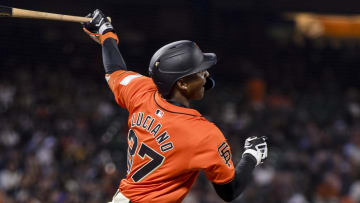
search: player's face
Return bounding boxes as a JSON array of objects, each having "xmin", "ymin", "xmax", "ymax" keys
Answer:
[{"xmin": 183, "ymin": 70, "xmax": 210, "ymax": 100}]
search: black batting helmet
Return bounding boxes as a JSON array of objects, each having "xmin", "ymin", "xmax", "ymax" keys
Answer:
[{"xmin": 149, "ymin": 40, "xmax": 217, "ymax": 98}]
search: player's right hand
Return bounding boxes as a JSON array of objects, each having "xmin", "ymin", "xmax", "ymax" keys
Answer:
[
  {"xmin": 242, "ymin": 136, "xmax": 268, "ymax": 166},
  {"xmin": 82, "ymin": 9, "xmax": 114, "ymax": 35}
]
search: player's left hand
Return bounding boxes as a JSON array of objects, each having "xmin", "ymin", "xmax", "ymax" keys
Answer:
[
  {"xmin": 82, "ymin": 9, "xmax": 115, "ymax": 44},
  {"xmin": 242, "ymin": 136, "xmax": 268, "ymax": 166},
  {"xmin": 83, "ymin": 9, "xmax": 114, "ymax": 34}
]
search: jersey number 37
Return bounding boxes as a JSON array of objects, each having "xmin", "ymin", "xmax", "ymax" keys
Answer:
[{"xmin": 127, "ymin": 129, "xmax": 165, "ymax": 182}]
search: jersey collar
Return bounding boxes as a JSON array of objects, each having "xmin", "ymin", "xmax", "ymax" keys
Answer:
[{"xmin": 153, "ymin": 92, "xmax": 202, "ymax": 117}]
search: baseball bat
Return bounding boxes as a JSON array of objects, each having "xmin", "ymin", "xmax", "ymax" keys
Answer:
[{"xmin": 0, "ymin": 5, "xmax": 91, "ymax": 23}]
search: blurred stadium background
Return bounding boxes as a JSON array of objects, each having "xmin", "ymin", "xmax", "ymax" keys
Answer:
[{"xmin": 1, "ymin": 0, "xmax": 360, "ymax": 202}]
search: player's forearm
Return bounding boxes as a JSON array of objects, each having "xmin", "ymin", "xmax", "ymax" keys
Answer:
[
  {"xmin": 212, "ymin": 154, "xmax": 256, "ymax": 202},
  {"xmin": 102, "ymin": 37, "xmax": 127, "ymax": 73}
]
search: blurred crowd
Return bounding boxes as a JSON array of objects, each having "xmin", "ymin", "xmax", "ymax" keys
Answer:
[
  {"xmin": 185, "ymin": 62, "xmax": 360, "ymax": 202},
  {"xmin": 1, "ymin": 32, "xmax": 360, "ymax": 203},
  {"xmin": 0, "ymin": 66, "xmax": 130, "ymax": 203}
]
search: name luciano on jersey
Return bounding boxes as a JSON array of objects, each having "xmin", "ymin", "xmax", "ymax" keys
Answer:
[{"xmin": 130, "ymin": 112, "xmax": 174, "ymax": 153}]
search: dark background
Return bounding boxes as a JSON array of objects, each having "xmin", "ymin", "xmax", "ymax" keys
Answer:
[{"xmin": 1, "ymin": 0, "xmax": 360, "ymax": 203}]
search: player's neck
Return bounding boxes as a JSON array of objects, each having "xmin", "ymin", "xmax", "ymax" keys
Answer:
[{"xmin": 167, "ymin": 90, "xmax": 190, "ymax": 108}]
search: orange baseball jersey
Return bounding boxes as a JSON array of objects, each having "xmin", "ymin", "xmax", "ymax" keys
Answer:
[{"xmin": 106, "ymin": 70, "xmax": 235, "ymax": 202}]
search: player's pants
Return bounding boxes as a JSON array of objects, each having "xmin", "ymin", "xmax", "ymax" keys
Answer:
[{"xmin": 108, "ymin": 190, "xmax": 131, "ymax": 203}]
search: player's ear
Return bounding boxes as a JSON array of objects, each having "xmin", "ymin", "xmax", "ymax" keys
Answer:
[{"xmin": 176, "ymin": 79, "xmax": 188, "ymax": 92}]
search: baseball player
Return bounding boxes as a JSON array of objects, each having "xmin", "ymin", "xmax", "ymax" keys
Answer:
[{"xmin": 82, "ymin": 10, "xmax": 269, "ymax": 203}]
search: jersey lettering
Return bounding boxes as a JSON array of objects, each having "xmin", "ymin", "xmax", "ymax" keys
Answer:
[
  {"xmin": 147, "ymin": 118, "xmax": 155, "ymax": 131},
  {"xmin": 150, "ymin": 123, "xmax": 162, "ymax": 137},
  {"xmin": 156, "ymin": 131, "xmax": 169, "ymax": 144},
  {"xmin": 160, "ymin": 142, "xmax": 174, "ymax": 152},
  {"xmin": 127, "ymin": 129, "xmax": 138, "ymax": 173},
  {"xmin": 142, "ymin": 115, "xmax": 152, "ymax": 129},
  {"xmin": 130, "ymin": 112, "xmax": 175, "ymax": 154},
  {"xmin": 126, "ymin": 129, "xmax": 165, "ymax": 182},
  {"xmin": 131, "ymin": 114, "xmax": 136, "ymax": 127},
  {"xmin": 131, "ymin": 143, "xmax": 165, "ymax": 182},
  {"xmin": 136, "ymin": 112, "xmax": 144, "ymax": 127}
]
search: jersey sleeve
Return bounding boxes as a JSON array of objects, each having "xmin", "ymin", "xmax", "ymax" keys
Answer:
[
  {"xmin": 106, "ymin": 70, "xmax": 156, "ymax": 111},
  {"xmin": 189, "ymin": 123, "xmax": 235, "ymax": 184}
]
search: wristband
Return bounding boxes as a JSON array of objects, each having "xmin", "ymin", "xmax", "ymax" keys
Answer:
[
  {"xmin": 100, "ymin": 32, "xmax": 119, "ymax": 45},
  {"xmin": 242, "ymin": 149, "xmax": 261, "ymax": 166}
]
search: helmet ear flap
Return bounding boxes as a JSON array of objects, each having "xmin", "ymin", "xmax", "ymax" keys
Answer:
[{"xmin": 204, "ymin": 77, "xmax": 215, "ymax": 90}]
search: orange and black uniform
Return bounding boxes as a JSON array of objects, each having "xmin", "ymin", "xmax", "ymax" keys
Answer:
[
  {"xmin": 107, "ymin": 70, "xmax": 234, "ymax": 202},
  {"xmin": 102, "ymin": 36, "xmax": 257, "ymax": 202}
]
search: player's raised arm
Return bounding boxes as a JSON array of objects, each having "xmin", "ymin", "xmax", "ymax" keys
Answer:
[
  {"xmin": 212, "ymin": 136, "xmax": 268, "ymax": 202},
  {"xmin": 82, "ymin": 10, "xmax": 156, "ymax": 110},
  {"xmin": 82, "ymin": 9, "xmax": 127, "ymax": 74}
]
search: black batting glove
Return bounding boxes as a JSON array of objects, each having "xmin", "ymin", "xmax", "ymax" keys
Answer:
[
  {"xmin": 82, "ymin": 9, "xmax": 114, "ymax": 35},
  {"xmin": 242, "ymin": 136, "xmax": 268, "ymax": 166}
]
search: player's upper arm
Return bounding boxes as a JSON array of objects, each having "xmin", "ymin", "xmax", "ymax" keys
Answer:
[
  {"xmin": 105, "ymin": 70, "xmax": 156, "ymax": 111},
  {"xmin": 189, "ymin": 123, "xmax": 235, "ymax": 184}
]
